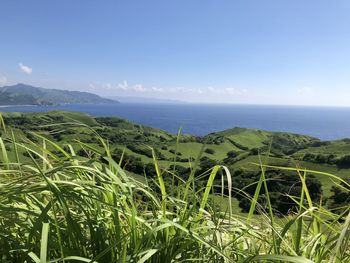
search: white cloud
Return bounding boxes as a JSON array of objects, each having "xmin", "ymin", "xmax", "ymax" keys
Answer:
[
  {"xmin": 0, "ymin": 76, "xmax": 8, "ymax": 85},
  {"xmin": 224, "ymin": 88, "xmax": 237, "ymax": 94},
  {"xmin": 151, "ymin": 87, "xmax": 163, "ymax": 92},
  {"xmin": 193, "ymin": 86, "xmax": 248, "ymax": 95},
  {"xmin": 134, "ymin": 84, "xmax": 146, "ymax": 92},
  {"xmin": 297, "ymin": 86, "xmax": 314, "ymax": 96},
  {"xmin": 118, "ymin": 80, "xmax": 128, "ymax": 90},
  {"xmin": 197, "ymin": 88, "xmax": 204, "ymax": 94},
  {"xmin": 19, "ymin": 63, "xmax": 32, "ymax": 74},
  {"xmin": 207, "ymin": 86, "xmax": 215, "ymax": 92},
  {"xmin": 90, "ymin": 81, "xmax": 250, "ymax": 103},
  {"xmin": 168, "ymin": 87, "xmax": 185, "ymax": 93},
  {"xmin": 103, "ymin": 83, "xmax": 112, "ymax": 90},
  {"xmin": 224, "ymin": 87, "xmax": 248, "ymax": 95}
]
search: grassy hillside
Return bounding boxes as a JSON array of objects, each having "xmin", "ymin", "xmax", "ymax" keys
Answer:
[
  {"xmin": 208, "ymin": 127, "xmax": 318, "ymax": 151},
  {"xmin": 1, "ymin": 110, "xmax": 349, "ymax": 199},
  {"xmin": 294, "ymin": 139, "xmax": 350, "ymax": 156},
  {"xmin": 0, "ymin": 111, "xmax": 349, "ymax": 262}
]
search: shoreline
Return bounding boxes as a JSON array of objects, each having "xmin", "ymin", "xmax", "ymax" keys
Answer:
[
  {"xmin": 0, "ymin": 105, "xmax": 39, "ymax": 108},
  {"xmin": 0, "ymin": 104, "xmax": 349, "ymax": 141}
]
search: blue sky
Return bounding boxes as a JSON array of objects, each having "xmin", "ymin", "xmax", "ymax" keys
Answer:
[{"xmin": 1, "ymin": 1, "xmax": 350, "ymax": 106}]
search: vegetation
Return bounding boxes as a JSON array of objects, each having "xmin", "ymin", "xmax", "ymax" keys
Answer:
[
  {"xmin": 0, "ymin": 111, "xmax": 350, "ymax": 262},
  {"xmin": 230, "ymin": 169, "xmax": 322, "ymax": 215},
  {"xmin": 0, "ymin": 84, "xmax": 118, "ymax": 105}
]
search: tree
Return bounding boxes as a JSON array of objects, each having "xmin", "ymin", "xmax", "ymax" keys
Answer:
[
  {"xmin": 226, "ymin": 150, "xmax": 238, "ymax": 158},
  {"xmin": 195, "ymin": 156, "xmax": 218, "ymax": 178},
  {"xmin": 204, "ymin": 148, "xmax": 215, "ymax": 155},
  {"xmin": 223, "ymin": 150, "xmax": 238, "ymax": 165},
  {"xmin": 230, "ymin": 169, "xmax": 322, "ymax": 215},
  {"xmin": 328, "ymin": 179, "xmax": 350, "ymax": 215},
  {"xmin": 336, "ymin": 155, "xmax": 350, "ymax": 169}
]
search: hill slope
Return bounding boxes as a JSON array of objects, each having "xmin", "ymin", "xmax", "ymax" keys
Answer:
[
  {"xmin": 0, "ymin": 83, "xmax": 118, "ymax": 105},
  {"xmin": 204, "ymin": 127, "xmax": 319, "ymax": 154},
  {"xmin": 1, "ymin": 110, "xmax": 349, "ymax": 199}
]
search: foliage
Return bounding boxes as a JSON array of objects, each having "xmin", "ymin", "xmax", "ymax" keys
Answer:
[
  {"xmin": 0, "ymin": 83, "xmax": 117, "ymax": 105},
  {"xmin": 204, "ymin": 148, "xmax": 215, "ymax": 154},
  {"xmin": 0, "ymin": 117, "xmax": 349, "ymax": 262},
  {"xmin": 231, "ymin": 169, "xmax": 322, "ymax": 215},
  {"xmin": 328, "ymin": 179, "xmax": 350, "ymax": 215}
]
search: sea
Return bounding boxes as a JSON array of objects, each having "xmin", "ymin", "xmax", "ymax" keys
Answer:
[{"xmin": 1, "ymin": 103, "xmax": 350, "ymax": 140}]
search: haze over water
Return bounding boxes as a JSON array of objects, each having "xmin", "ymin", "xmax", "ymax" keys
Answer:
[{"xmin": 1, "ymin": 103, "xmax": 350, "ymax": 140}]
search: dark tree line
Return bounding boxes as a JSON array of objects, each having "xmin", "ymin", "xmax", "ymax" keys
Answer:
[
  {"xmin": 219, "ymin": 169, "xmax": 323, "ymax": 215},
  {"xmin": 303, "ymin": 153, "xmax": 350, "ymax": 168},
  {"xmin": 327, "ymin": 179, "xmax": 350, "ymax": 216}
]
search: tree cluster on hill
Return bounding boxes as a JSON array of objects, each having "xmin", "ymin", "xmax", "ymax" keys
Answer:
[
  {"xmin": 302, "ymin": 152, "xmax": 337, "ymax": 164},
  {"xmin": 223, "ymin": 150, "xmax": 239, "ymax": 165},
  {"xmin": 229, "ymin": 169, "xmax": 322, "ymax": 215},
  {"xmin": 302, "ymin": 152, "xmax": 350, "ymax": 168},
  {"xmin": 193, "ymin": 154, "xmax": 323, "ymax": 215},
  {"xmin": 126, "ymin": 144, "xmax": 167, "ymax": 160},
  {"xmin": 202, "ymin": 135, "xmax": 226, "ymax": 145},
  {"xmin": 327, "ymin": 179, "xmax": 350, "ymax": 215},
  {"xmin": 204, "ymin": 148, "xmax": 215, "ymax": 155},
  {"xmin": 195, "ymin": 156, "xmax": 219, "ymax": 178},
  {"xmin": 108, "ymin": 148, "xmax": 156, "ymax": 175}
]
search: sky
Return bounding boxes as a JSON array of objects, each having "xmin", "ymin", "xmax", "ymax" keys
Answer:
[{"xmin": 0, "ymin": 1, "xmax": 350, "ymax": 106}]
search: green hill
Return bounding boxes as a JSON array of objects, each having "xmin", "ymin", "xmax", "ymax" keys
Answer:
[
  {"xmin": 1, "ymin": 112, "xmax": 349, "ymax": 262},
  {"xmin": 1, "ymin": 110, "xmax": 349, "ymax": 200},
  {"xmin": 205, "ymin": 127, "xmax": 319, "ymax": 153},
  {"xmin": 0, "ymin": 83, "xmax": 118, "ymax": 105},
  {"xmin": 0, "ymin": 110, "xmax": 348, "ymax": 206}
]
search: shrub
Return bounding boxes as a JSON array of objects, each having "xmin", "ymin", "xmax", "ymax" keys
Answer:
[
  {"xmin": 230, "ymin": 169, "xmax": 322, "ymax": 215},
  {"xmin": 204, "ymin": 148, "xmax": 215, "ymax": 154}
]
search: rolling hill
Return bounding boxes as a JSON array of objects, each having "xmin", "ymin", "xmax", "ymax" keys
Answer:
[
  {"xmin": 1, "ymin": 110, "xmax": 349, "ymax": 262},
  {"xmin": 1, "ymin": 110, "xmax": 349, "ymax": 198}
]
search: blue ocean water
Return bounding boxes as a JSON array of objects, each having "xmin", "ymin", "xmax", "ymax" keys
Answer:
[{"xmin": 1, "ymin": 103, "xmax": 350, "ymax": 140}]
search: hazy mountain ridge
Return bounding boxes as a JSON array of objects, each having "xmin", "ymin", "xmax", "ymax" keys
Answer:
[{"xmin": 0, "ymin": 83, "xmax": 118, "ymax": 105}]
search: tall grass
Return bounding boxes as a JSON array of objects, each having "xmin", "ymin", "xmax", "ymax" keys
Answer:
[{"xmin": 0, "ymin": 120, "xmax": 349, "ymax": 262}]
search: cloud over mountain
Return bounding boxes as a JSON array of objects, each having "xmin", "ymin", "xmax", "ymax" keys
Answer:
[{"xmin": 19, "ymin": 63, "xmax": 32, "ymax": 74}]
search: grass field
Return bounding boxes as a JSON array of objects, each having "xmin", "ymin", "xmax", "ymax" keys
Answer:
[
  {"xmin": 0, "ymin": 111, "xmax": 350, "ymax": 262},
  {"xmin": 232, "ymin": 155, "xmax": 350, "ymax": 196},
  {"xmin": 1, "ymin": 111, "xmax": 349, "ymax": 198}
]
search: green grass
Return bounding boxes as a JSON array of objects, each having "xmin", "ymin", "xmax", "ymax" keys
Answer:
[
  {"xmin": 216, "ymin": 127, "xmax": 271, "ymax": 149},
  {"xmin": 232, "ymin": 154, "xmax": 350, "ymax": 197},
  {"xmin": 0, "ymin": 115, "xmax": 350, "ymax": 262},
  {"xmin": 296, "ymin": 140, "xmax": 350, "ymax": 155}
]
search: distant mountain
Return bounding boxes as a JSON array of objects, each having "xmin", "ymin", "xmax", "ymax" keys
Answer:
[
  {"xmin": 0, "ymin": 83, "xmax": 118, "ymax": 105},
  {"xmin": 110, "ymin": 96, "xmax": 185, "ymax": 104}
]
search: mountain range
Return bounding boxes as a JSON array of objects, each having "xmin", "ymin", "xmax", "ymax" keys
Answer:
[{"xmin": 0, "ymin": 83, "xmax": 118, "ymax": 105}]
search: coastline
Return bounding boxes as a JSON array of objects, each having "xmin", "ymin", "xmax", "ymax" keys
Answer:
[
  {"xmin": 0, "ymin": 104, "xmax": 39, "ymax": 108},
  {"xmin": 1, "ymin": 103, "xmax": 349, "ymax": 140}
]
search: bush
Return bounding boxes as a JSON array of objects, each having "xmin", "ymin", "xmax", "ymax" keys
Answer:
[
  {"xmin": 230, "ymin": 169, "xmax": 322, "ymax": 215},
  {"xmin": 204, "ymin": 148, "xmax": 215, "ymax": 155},
  {"xmin": 336, "ymin": 155, "xmax": 350, "ymax": 168},
  {"xmin": 328, "ymin": 179, "xmax": 350, "ymax": 215}
]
